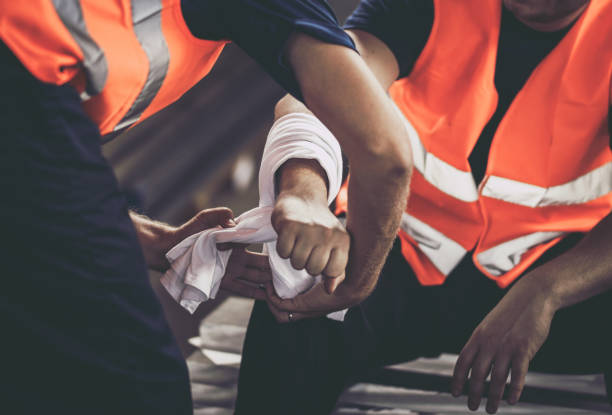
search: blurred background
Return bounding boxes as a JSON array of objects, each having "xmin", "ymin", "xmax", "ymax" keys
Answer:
[{"xmin": 103, "ymin": 0, "xmax": 360, "ymax": 356}]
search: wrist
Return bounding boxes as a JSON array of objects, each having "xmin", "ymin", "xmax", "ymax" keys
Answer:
[
  {"xmin": 277, "ymin": 188, "xmax": 328, "ymax": 208},
  {"xmin": 276, "ymin": 158, "xmax": 329, "ymax": 205},
  {"xmin": 146, "ymin": 222, "xmax": 177, "ymax": 255},
  {"xmin": 520, "ymin": 269, "xmax": 564, "ymax": 314},
  {"xmin": 130, "ymin": 211, "xmax": 177, "ymax": 268}
]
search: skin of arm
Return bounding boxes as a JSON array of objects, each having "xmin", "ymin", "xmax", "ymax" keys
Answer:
[{"xmin": 265, "ymin": 30, "xmax": 411, "ymax": 321}]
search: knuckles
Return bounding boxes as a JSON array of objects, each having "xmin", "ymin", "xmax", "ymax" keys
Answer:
[
  {"xmin": 290, "ymin": 256, "xmax": 307, "ymax": 270},
  {"xmin": 272, "ymin": 216, "xmax": 297, "ymax": 234},
  {"xmin": 276, "ymin": 219, "xmax": 349, "ymax": 245},
  {"xmin": 276, "ymin": 241, "xmax": 293, "ymax": 258},
  {"xmin": 305, "ymin": 263, "xmax": 325, "ymax": 277},
  {"xmin": 490, "ymin": 371, "xmax": 508, "ymax": 383}
]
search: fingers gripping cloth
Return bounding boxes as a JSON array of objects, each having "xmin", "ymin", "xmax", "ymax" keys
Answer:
[{"xmin": 161, "ymin": 113, "xmax": 348, "ymax": 321}]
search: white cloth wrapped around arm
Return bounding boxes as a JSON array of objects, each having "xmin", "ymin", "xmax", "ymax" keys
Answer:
[{"xmin": 161, "ymin": 113, "xmax": 347, "ymax": 321}]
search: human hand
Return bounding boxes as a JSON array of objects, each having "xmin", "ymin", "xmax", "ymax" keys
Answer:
[
  {"xmin": 177, "ymin": 209, "xmax": 272, "ymax": 300},
  {"xmin": 272, "ymin": 192, "xmax": 350, "ymax": 294},
  {"xmin": 264, "ymin": 279, "xmax": 354, "ymax": 323},
  {"xmin": 450, "ymin": 275, "xmax": 559, "ymax": 413},
  {"xmin": 131, "ymin": 207, "xmax": 235, "ymax": 272},
  {"xmin": 219, "ymin": 246, "xmax": 271, "ymax": 300}
]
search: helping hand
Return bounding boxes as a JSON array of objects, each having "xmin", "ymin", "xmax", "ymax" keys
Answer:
[
  {"xmin": 132, "ymin": 207, "xmax": 272, "ymax": 300},
  {"xmin": 219, "ymin": 246, "xmax": 271, "ymax": 300},
  {"xmin": 133, "ymin": 207, "xmax": 236, "ymax": 272},
  {"xmin": 161, "ymin": 207, "xmax": 272, "ymax": 299},
  {"xmin": 264, "ymin": 279, "xmax": 358, "ymax": 323}
]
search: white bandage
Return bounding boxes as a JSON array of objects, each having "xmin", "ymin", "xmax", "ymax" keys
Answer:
[{"xmin": 161, "ymin": 113, "xmax": 347, "ymax": 321}]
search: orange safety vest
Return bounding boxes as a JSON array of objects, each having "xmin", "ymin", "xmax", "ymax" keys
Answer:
[
  {"xmin": 336, "ymin": 0, "xmax": 612, "ymax": 288},
  {"xmin": 1, "ymin": 0, "xmax": 226, "ymax": 135}
]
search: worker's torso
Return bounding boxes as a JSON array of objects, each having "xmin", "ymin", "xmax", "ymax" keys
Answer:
[
  {"xmin": 1, "ymin": 0, "xmax": 226, "ymax": 135},
  {"xmin": 339, "ymin": 0, "xmax": 612, "ymax": 288}
]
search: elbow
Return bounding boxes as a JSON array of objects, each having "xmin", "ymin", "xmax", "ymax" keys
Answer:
[
  {"xmin": 357, "ymin": 140, "xmax": 413, "ymax": 185},
  {"xmin": 386, "ymin": 146, "xmax": 413, "ymax": 183}
]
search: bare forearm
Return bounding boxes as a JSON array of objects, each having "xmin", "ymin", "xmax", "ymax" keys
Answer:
[
  {"xmin": 526, "ymin": 212, "xmax": 612, "ymax": 311},
  {"xmin": 283, "ymin": 34, "xmax": 412, "ymax": 302},
  {"xmin": 276, "ymin": 158, "xmax": 329, "ymax": 204},
  {"xmin": 129, "ymin": 211, "xmax": 176, "ymax": 270},
  {"xmin": 342, "ymin": 174, "xmax": 409, "ymax": 298}
]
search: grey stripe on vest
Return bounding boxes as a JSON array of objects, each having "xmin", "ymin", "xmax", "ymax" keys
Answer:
[
  {"xmin": 114, "ymin": 0, "xmax": 170, "ymax": 131},
  {"xmin": 51, "ymin": 0, "xmax": 108, "ymax": 98}
]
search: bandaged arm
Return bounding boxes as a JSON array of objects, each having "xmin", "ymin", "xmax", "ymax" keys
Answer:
[
  {"xmin": 161, "ymin": 111, "xmax": 348, "ymax": 320},
  {"xmin": 274, "ymin": 31, "xmax": 412, "ymax": 308}
]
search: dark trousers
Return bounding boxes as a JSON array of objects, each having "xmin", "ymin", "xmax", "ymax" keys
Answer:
[
  {"xmin": 236, "ymin": 236, "xmax": 612, "ymax": 414},
  {"xmin": 0, "ymin": 43, "xmax": 192, "ymax": 414}
]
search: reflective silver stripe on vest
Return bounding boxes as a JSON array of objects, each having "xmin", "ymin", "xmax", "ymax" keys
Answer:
[
  {"xmin": 51, "ymin": 0, "xmax": 108, "ymax": 97},
  {"xmin": 392, "ymin": 98, "xmax": 612, "ymax": 207},
  {"xmin": 400, "ymin": 213, "xmax": 467, "ymax": 275},
  {"xmin": 476, "ymin": 231, "xmax": 565, "ymax": 276},
  {"xmin": 390, "ymin": 104, "xmax": 612, "ymax": 279},
  {"xmin": 482, "ymin": 161, "xmax": 612, "ymax": 207},
  {"xmin": 391, "ymin": 102, "xmax": 479, "ymax": 203},
  {"xmin": 114, "ymin": 0, "xmax": 169, "ymax": 131}
]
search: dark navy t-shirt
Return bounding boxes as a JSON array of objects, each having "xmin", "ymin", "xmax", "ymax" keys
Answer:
[
  {"xmin": 345, "ymin": 0, "xmax": 611, "ymax": 184},
  {"xmin": 181, "ymin": 0, "xmax": 356, "ymax": 100}
]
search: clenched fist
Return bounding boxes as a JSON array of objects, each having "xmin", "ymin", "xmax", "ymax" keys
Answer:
[{"xmin": 272, "ymin": 192, "xmax": 350, "ymax": 294}]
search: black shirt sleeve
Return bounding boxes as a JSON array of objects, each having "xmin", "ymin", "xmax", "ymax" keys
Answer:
[
  {"xmin": 344, "ymin": 0, "xmax": 434, "ymax": 79},
  {"xmin": 181, "ymin": 0, "xmax": 356, "ymax": 100}
]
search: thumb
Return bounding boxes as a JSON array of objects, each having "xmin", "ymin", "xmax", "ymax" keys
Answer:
[
  {"xmin": 196, "ymin": 207, "xmax": 235, "ymax": 228},
  {"xmin": 323, "ymin": 273, "xmax": 345, "ymax": 295},
  {"xmin": 179, "ymin": 207, "xmax": 235, "ymax": 238}
]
